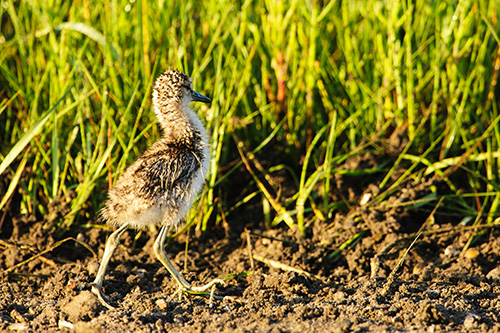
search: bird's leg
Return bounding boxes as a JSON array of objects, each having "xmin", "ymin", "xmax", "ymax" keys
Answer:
[
  {"xmin": 153, "ymin": 225, "xmax": 225, "ymax": 299},
  {"xmin": 154, "ymin": 225, "xmax": 191, "ymax": 289},
  {"xmin": 91, "ymin": 223, "xmax": 129, "ymax": 310}
]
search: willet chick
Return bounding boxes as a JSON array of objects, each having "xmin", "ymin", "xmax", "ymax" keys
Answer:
[{"xmin": 91, "ymin": 69, "xmax": 224, "ymax": 309}]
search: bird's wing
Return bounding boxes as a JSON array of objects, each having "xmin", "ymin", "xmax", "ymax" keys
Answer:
[{"xmin": 137, "ymin": 150, "xmax": 199, "ymax": 198}]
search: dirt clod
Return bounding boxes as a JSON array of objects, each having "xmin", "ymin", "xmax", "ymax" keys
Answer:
[{"xmin": 61, "ymin": 290, "xmax": 100, "ymax": 322}]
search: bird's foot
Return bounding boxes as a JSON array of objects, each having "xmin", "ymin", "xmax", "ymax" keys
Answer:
[
  {"xmin": 190, "ymin": 278, "xmax": 226, "ymax": 293},
  {"xmin": 91, "ymin": 284, "xmax": 116, "ymax": 310},
  {"xmin": 175, "ymin": 278, "xmax": 226, "ymax": 302}
]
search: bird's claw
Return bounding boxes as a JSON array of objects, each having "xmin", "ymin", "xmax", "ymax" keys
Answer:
[
  {"xmin": 190, "ymin": 278, "xmax": 226, "ymax": 293},
  {"xmin": 91, "ymin": 284, "xmax": 116, "ymax": 310},
  {"xmin": 91, "ymin": 279, "xmax": 226, "ymax": 309},
  {"xmin": 175, "ymin": 278, "xmax": 226, "ymax": 301}
]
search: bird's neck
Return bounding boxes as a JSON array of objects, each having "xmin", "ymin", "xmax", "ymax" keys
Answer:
[{"xmin": 154, "ymin": 103, "xmax": 207, "ymax": 147}]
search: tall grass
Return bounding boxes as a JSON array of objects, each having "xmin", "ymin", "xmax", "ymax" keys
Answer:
[{"xmin": 0, "ymin": 0, "xmax": 499, "ymax": 239}]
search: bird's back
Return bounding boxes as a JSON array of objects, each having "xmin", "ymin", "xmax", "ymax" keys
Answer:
[{"xmin": 101, "ymin": 137, "xmax": 207, "ymax": 229}]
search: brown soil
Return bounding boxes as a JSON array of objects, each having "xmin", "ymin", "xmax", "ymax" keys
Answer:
[{"xmin": 2, "ymin": 153, "xmax": 500, "ymax": 332}]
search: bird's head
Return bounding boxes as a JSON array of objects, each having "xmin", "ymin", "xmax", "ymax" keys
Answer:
[{"xmin": 153, "ymin": 70, "xmax": 210, "ymax": 108}]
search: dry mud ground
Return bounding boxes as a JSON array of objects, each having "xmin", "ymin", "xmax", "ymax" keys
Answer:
[{"xmin": 2, "ymin": 153, "xmax": 500, "ymax": 332}]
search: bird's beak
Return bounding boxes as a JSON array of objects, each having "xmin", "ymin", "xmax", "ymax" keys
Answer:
[{"xmin": 192, "ymin": 90, "xmax": 211, "ymax": 103}]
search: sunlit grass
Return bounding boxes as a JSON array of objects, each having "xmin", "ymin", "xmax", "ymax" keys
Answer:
[{"xmin": 0, "ymin": 0, "xmax": 499, "ymax": 245}]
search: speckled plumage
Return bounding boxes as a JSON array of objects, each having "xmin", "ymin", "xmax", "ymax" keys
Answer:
[
  {"xmin": 101, "ymin": 70, "xmax": 210, "ymax": 229},
  {"xmin": 91, "ymin": 70, "xmax": 224, "ymax": 310}
]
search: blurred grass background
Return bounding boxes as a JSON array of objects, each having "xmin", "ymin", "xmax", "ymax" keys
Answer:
[{"xmin": 0, "ymin": 0, "xmax": 499, "ymax": 243}]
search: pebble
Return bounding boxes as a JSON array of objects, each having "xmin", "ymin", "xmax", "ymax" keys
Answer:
[
  {"xmin": 464, "ymin": 313, "xmax": 480, "ymax": 329},
  {"xmin": 156, "ymin": 298, "xmax": 168, "ymax": 310},
  {"xmin": 486, "ymin": 267, "xmax": 500, "ymax": 280}
]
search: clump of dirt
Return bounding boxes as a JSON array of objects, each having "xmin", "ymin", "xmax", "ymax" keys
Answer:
[{"xmin": 1, "ymin": 151, "xmax": 500, "ymax": 332}]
